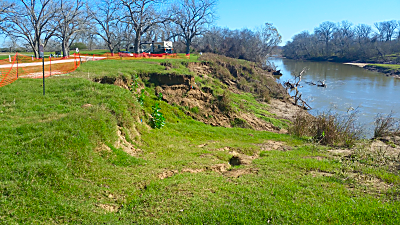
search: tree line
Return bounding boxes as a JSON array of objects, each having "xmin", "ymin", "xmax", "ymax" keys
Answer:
[
  {"xmin": 0, "ymin": 0, "xmax": 217, "ymax": 57},
  {"xmin": 194, "ymin": 24, "xmax": 282, "ymax": 64},
  {"xmin": 0, "ymin": 0, "xmax": 282, "ymax": 65},
  {"xmin": 283, "ymin": 20, "xmax": 400, "ymax": 63}
]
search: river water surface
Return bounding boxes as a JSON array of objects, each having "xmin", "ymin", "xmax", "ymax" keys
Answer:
[{"xmin": 269, "ymin": 57, "xmax": 400, "ymax": 136}]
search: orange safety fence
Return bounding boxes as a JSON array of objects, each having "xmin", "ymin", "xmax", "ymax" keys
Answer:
[{"xmin": 0, "ymin": 52, "xmax": 190, "ymax": 88}]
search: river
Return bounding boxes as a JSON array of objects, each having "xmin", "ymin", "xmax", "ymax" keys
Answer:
[{"xmin": 269, "ymin": 57, "xmax": 400, "ymax": 137}]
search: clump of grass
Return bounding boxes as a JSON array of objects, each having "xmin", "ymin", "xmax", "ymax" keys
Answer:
[
  {"xmin": 217, "ymin": 91, "xmax": 233, "ymax": 114},
  {"xmin": 373, "ymin": 111, "xmax": 399, "ymax": 139},
  {"xmin": 290, "ymin": 110, "xmax": 363, "ymax": 147}
]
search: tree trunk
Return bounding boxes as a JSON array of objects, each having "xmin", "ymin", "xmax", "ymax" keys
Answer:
[
  {"xmin": 62, "ymin": 40, "xmax": 69, "ymax": 57},
  {"xmin": 106, "ymin": 41, "xmax": 114, "ymax": 56},
  {"xmin": 185, "ymin": 40, "xmax": 191, "ymax": 55},
  {"xmin": 133, "ymin": 35, "xmax": 140, "ymax": 54}
]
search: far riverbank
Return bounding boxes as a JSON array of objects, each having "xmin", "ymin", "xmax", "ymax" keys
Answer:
[{"xmin": 343, "ymin": 62, "xmax": 400, "ymax": 78}]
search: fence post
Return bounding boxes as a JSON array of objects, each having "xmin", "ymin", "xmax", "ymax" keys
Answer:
[
  {"xmin": 16, "ymin": 53, "xmax": 18, "ymax": 78},
  {"xmin": 49, "ymin": 55, "xmax": 51, "ymax": 77},
  {"xmin": 42, "ymin": 56, "xmax": 45, "ymax": 95}
]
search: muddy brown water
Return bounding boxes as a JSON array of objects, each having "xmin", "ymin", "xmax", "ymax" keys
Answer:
[{"xmin": 269, "ymin": 57, "xmax": 400, "ymax": 137}]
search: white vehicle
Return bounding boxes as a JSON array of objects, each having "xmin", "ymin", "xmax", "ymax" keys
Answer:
[{"xmin": 140, "ymin": 41, "xmax": 173, "ymax": 54}]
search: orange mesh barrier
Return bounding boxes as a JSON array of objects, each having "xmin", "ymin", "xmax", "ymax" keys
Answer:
[{"xmin": 0, "ymin": 52, "xmax": 190, "ymax": 87}]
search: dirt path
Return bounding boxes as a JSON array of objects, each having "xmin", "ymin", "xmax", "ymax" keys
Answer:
[{"xmin": 0, "ymin": 56, "xmax": 105, "ymax": 69}]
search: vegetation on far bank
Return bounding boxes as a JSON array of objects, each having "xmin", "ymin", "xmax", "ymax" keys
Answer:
[
  {"xmin": 283, "ymin": 20, "xmax": 400, "ymax": 65},
  {"xmin": 1, "ymin": 55, "xmax": 400, "ymax": 224}
]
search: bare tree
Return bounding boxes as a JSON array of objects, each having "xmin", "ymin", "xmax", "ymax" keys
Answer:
[
  {"xmin": 5, "ymin": 0, "xmax": 57, "ymax": 58},
  {"xmin": 121, "ymin": 0, "xmax": 169, "ymax": 53},
  {"xmin": 374, "ymin": 21, "xmax": 398, "ymax": 42},
  {"xmin": 0, "ymin": 1, "xmax": 14, "ymax": 33},
  {"xmin": 314, "ymin": 21, "xmax": 336, "ymax": 55},
  {"xmin": 56, "ymin": 0, "xmax": 87, "ymax": 57},
  {"xmin": 171, "ymin": 0, "xmax": 216, "ymax": 54},
  {"xmin": 257, "ymin": 22, "xmax": 282, "ymax": 57},
  {"xmin": 90, "ymin": 0, "xmax": 121, "ymax": 55}
]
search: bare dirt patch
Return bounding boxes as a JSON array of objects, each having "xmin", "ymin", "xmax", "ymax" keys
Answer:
[
  {"xmin": 267, "ymin": 99, "xmax": 304, "ymax": 122},
  {"xmin": 95, "ymin": 143, "xmax": 112, "ymax": 153},
  {"xmin": 223, "ymin": 168, "xmax": 259, "ymax": 178},
  {"xmin": 228, "ymin": 150, "xmax": 258, "ymax": 166},
  {"xmin": 158, "ymin": 170, "xmax": 179, "ymax": 180},
  {"xmin": 309, "ymin": 171, "xmax": 334, "ymax": 177},
  {"xmin": 182, "ymin": 168, "xmax": 205, "ymax": 173},
  {"xmin": 370, "ymin": 140, "xmax": 400, "ymax": 158},
  {"xmin": 345, "ymin": 172, "xmax": 393, "ymax": 194},
  {"xmin": 97, "ymin": 204, "xmax": 119, "ymax": 213},
  {"xmin": 115, "ymin": 127, "xmax": 141, "ymax": 156},
  {"xmin": 327, "ymin": 149, "xmax": 353, "ymax": 156},
  {"xmin": 188, "ymin": 62, "xmax": 213, "ymax": 76},
  {"xmin": 257, "ymin": 140, "xmax": 292, "ymax": 151}
]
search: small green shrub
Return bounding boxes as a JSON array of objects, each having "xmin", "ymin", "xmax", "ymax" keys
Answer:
[
  {"xmin": 231, "ymin": 117, "xmax": 250, "ymax": 128},
  {"xmin": 137, "ymin": 89, "xmax": 145, "ymax": 106},
  {"xmin": 157, "ymin": 92, "xmax": 163, "ymax": 101},
  {"xmin": 150, "ymin": 103, "xmax": 165, "ymax": 129},
  {"xmin": 131, "ymin": 74, "xmax": 139, "ymax": 92},
  {"xmin": 190, "ymin": 106, "xmax": 200, "ymax": 114}
]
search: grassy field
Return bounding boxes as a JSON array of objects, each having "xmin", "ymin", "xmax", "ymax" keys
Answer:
[{"xmin": 1, "ymin": 57, "xmax": 399, "ymax": 224}]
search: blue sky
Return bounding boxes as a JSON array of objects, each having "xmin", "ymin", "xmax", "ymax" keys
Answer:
[{"xmin": 216, "ymin": 0, "xmax": 400, "ymax": 45}]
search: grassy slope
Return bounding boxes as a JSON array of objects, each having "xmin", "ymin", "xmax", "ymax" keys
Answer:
[{"xmin": 1, "ymin": 57, "xmax": 400, "ymax": 224}]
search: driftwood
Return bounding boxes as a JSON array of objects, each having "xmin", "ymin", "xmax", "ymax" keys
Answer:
[
  {"xmin": 317, "ymin": 80, "xmax": 326, "ymax": 87},
  {"xmin": 283, "ymin": 68, "xmax": 312, "ymax": 110}
]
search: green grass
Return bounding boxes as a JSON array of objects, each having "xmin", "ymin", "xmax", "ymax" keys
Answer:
[
  {"xmin": 70, "ymin": 57, "xmax": 197, "ymax": 81},
  {"xmin": 0, "ymin": 59, "xmax": 399, "ymax": 224},
  {"xmin": 369, "ymin": 64, "xmax": 400, "ymax": 71}
]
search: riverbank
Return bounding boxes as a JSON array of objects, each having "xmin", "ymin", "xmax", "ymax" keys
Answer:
[
  {"xmin": 1, "ymin": 54, "xmax": 400, "ymax": 223},
  {"xmin": 342, "ymin": 62, "xmax": 400, "ymax": 77},
  {"xmin": 363, "ymin": 64, "xmax": 400, "ymax": 77}
]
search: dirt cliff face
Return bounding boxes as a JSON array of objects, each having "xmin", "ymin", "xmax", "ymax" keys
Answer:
[
  {"xmin": 149, "ymin": 73, "xmax": 195, "ymax": 86},
  {"xmin": 107, "ymin": 53, "xmax": 306, "ymax": 133}
]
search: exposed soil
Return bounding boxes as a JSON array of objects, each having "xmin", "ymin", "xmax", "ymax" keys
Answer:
[
  {"xmin": 223, "ymin": 168, "xmax": 259, "ymax": 178},
  {"xmin": 345, "ymin": 172, "xmax": 393, "ymax": 195},
  {"xmin": 158, "ymin": 170, "xmax": 179, "ymax": 180},
  {"xmin": 93, "ymin": 76, "xmax": 130, "ymax": 90},
  {"xmin": 257, "ymin": 140, "xmax": 292, "ymax": 151},
  {"xmin": 97, "ymin": 204, "xmax": 119, "ymax": 213},
  {"xmin": 364, "ymin": 65, "xmax": 400, "ymax": 77},
  {"xmin": 115, "ymin": 126, "xmax": 141, "ymax": 156},
  {"xmin": 267, "ymin": 99, "xmax": 304, "ymax": 122}
]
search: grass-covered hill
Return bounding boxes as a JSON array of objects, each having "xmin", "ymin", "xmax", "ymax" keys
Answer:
[{"xmin": 0, "ymin": 53, "xmax": 399, "ymax": 224}]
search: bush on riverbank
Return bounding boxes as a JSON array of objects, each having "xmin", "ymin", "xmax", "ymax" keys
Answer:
[{"xmin": 290, "ymin": 110, "xmax": 362, "ymax": 147}]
